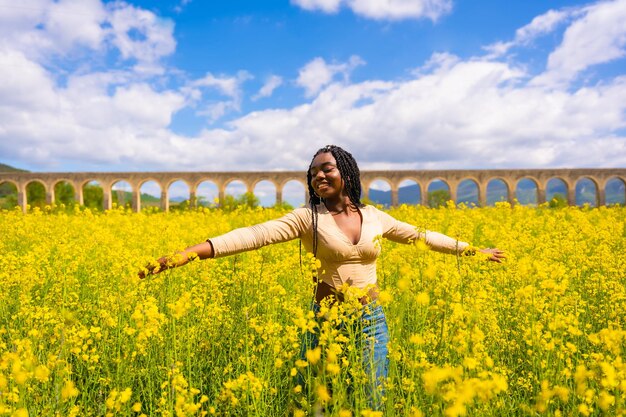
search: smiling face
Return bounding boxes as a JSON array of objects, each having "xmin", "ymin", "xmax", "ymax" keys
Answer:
[{"xmin": 309, "ymin": 152, "xmax": 345, "ymax": 200}]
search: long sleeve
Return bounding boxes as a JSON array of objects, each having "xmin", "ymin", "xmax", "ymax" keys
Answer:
[
  {"xmin": 209, "ymin": 207, "xmax": 311, "ymax": 258},
  {"xmin": 376, "ymin": 208, "xmax": 469, "ymax": 255}
]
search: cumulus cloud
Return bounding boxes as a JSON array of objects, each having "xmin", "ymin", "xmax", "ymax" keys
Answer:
[
  {"xmin": 107, "ymin": 2, "xmax": 176, "ymax": 64},
  {"xmin": 253, "ymin": 75, "xmax": 283, "ymax": 100},
  {"xmin": 484, "ymin": 0, "xmax": 626, "ymax": 88},
  {"xmin": 533, "ymin": 0, "xmax": 626, "ymax": 87},
  {"xmin": 219, "ymin": 58, "xmax": 626, "ymax": 170},
  {"xmin": 0, "ymin": 0, "xmax": 107, "ymax": 61},
  {"xmin": 0, "ymin": 0, "xmax": 183, "ymax": 169},
  {"xmin": 188, "ymin": 71, "xmax": 253, "ymax": 121},
  {"xmin": 0, "ymin": 0, "xmax": 175, "ymax": 66},
  {"xmin": 292, "ymin": 0, "xmax": 342, "ymax": 13},
  {"xmin": 296, "ymin": 55, "xmax": 365, "ymax": 97},
  {"xmin": 291, "ymin": 0, "xmax": 452, "ymax": 21},
  {"xmin": 1, "ymin": 0, "xmax": 626, "ymax": 173},
  {"xmin": 484, "ymin": 8, "xmax": 574, "ymax": 57}
]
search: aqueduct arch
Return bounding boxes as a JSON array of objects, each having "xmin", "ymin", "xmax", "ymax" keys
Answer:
[{"xmin": 1, "ymin": 168, "xmax": 624, "ymax": 212}]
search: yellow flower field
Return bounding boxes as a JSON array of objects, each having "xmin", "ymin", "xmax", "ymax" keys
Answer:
[{"xmin": 0, "ymin": 203, "xmax": 625, "ymax": 416}]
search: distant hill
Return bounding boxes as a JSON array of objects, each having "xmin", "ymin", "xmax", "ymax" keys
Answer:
[{"xmin": 0, "ymin": 163, "xmax": 27, "ymax": 172}]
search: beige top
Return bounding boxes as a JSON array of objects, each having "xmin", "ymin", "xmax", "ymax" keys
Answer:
[{"xmin": 209, "ymin": 205, "xmax": 469, "ymax": 289}]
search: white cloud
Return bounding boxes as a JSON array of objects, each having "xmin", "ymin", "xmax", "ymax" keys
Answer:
[
  {"xmin": 291, "ymin": 0, "xmax": 452, "ymax": 21},
  {"xmin": 484, "ymin": 0, "xmax": 626, "ymax": 87},
  {"xmin": 348, "ymin": 0, "xmax": 452, "ymax": 21},
  {"xmin": 107, "ymin": 2, "xmax": 176, "ymax": 64},
  {"xmin": 253, "ymin": 75, "xmax": 283, "ymax": 100},
  {"xmin": 1, "ymin": 0, "xmax": 626, "ymax": 174},
  {"xmin": 515, "ymin": 9, "xmax": 572, "ymax": 45},
  {"xmin": 296, "ymin": 55, "xmax": 365, "ymax": 97},
  {"xmin": 0, "ymin": 0, "xmax": 176, "ymax": 68},
  {"xmin": 224, "ymin": 58, "xmax": 626, "ymax": 170},
  {"xmin": 46, "ymin": 0, "xmax": 107, "ymax": 50},
  {"xmin": 174, "ymin": 0, "xmax": 193, "ymax": 13},
  {"xmin": 189, "ymin": 71, "xmax": 252, "ymax": 121},
  {"xmin": 0, "ymin": 0, "xmax": 107, "ymax": 61},
  {"xmin": 484, "ymin": 8, "xmax": 575, "ymax": 57},
  {"xmin": 533, "ymin": 0, "xmax": 626, "ymax": 87},
  {"xmin": 291, "ymin": 0, "xmax": 342, "ymax": 13},
  {"xmin": 191, "ymin": 72, "xmax": 250, "ymax": 97}
]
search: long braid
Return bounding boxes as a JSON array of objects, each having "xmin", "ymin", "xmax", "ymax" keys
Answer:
[{"xmin": 306, "ymin": 145, "xmax": 364, "ymax": 258}]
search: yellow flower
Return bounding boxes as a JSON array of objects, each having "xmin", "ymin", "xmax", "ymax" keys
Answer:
[
  {"xmin": 305, "ymin": 347, "xmax": 321, "ymax": 365},
  {"xmin": 119, "ymin": 387, "xmax": 132, "ymax": 403},
  {"xmin": 377, "ymin": 290, "xmax": 392, "ymax": 306},
  {"xmin": 34, "ymin": 365, "xmax": 50, "ymax": 382},
  {"xmin": 62, "ymin": 379, "xmax": 79, "ymax": 400},
  {"xmin": 13, "ymin": 409, "xmax": 29, "ymax": 417},
  {"xmin": 326, "ymin": 363, "xmax": 341, "ymax": 375},
  {"xmin": 597, "ymin": 390, "xmax": 615, "ymax": 411},
  {"xmin": 316, "ymin": 385, "xmax": 331, "ymax": 403},
  {"xmin": 415, "ymin": 292, "xmax": 430, "ymax": 306}
]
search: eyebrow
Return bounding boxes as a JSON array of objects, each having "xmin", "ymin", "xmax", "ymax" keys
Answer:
[{"xmin": 309, "ymin": 161, "xmax": 335, "ymax": 172}]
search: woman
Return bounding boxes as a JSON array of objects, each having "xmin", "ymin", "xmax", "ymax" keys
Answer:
[{"xmin": 140, "ymin": 145, "xmax": 505, "ymax": 410}]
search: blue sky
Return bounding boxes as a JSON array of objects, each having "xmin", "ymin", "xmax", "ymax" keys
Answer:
[{"xmin": 1, "ymin": 0, "xmax": 626, "ymax": 181}]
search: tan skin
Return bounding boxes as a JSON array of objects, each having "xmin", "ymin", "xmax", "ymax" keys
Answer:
[{"xmin": 139, "ymin": 152, "xmax": 505, "ymax": 280}]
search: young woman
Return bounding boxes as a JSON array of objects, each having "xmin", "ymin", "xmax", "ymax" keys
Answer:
[{"xmin": 140, "ymin": 145, "xmax": 505, "ymax": 410}]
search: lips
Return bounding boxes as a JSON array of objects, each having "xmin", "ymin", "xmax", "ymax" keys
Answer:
[{"xmin": 316, "ymin": 182, "xmax": 329, "ymax": 191}]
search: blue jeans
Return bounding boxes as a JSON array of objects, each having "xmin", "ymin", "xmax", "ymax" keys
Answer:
[{"xmin": 299, "ymin": 301, "xmax": 389, "ymax": 410}]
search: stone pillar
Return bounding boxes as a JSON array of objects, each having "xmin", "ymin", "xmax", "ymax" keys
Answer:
[
  {"xmin": 598, "ymin": 187, "xmax": 605, "ymax": 207},
  {"xmin": 505, "ymin": 179, "xmax": 515, "ymax": 204},
  {"xmin": 537, "ymin": 187, "xmax": 546, "ymax": 205},
  {"xmin": 420, "ymin": 182, "xmax": 428, "ymax": 206},
  {"xmin": 103, "ymin": 188, "xmax": 112, "ymax": 211},
  {"xmin": 448, "ymin": 181, "xmax": 457, "ymax": 205},
  {"xmin": 276, "ymin": 189, "xmax": 283, "ymax": 206},
  {"xmin": 190, "ymin": 191, "xmax": 197, "ymax": 209},
  {"xmin": 218, "ymin": 188, "xmax": 225, "ymax": 208},
  {"xmin": 46, "ymin": 186, "xmax": 54, "ymax": 205},
  {"xmin": 567, "ymin": 186, "xmax": 575, "ymax": 206},
  {"xmin": 390, "ymin": 187, "xmax": 399, "ymax": 207},
  {"xmin": 478, "ymin": 183, "xmax": 487, "ymax": 207},
  {"xmin": 18, "ymin": 187, "xmax": 27, "ymax": 213},
  {"xmin": 132, "ymin": 190, "xmax": 140, "ymax": 212},
  {"xmin": 78, "ymin": 186, "xmax": 84, "ymax": 206},
  {"xmin": 160, "ymin": 190, "xmax": 169, "ymax": 212}
]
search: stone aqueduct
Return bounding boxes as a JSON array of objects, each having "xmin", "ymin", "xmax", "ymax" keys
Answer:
[{"xmin": 1, "ymin": 168, "xmax": 625, "ymax": 212}]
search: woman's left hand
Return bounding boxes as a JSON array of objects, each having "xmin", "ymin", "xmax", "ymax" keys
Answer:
[{"xmin": 479, "ymin": 248, "xmax": 506, "ymax": 263}]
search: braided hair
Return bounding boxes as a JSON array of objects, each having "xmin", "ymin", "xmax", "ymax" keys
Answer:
[{"xmin": 306, "ymin": 145, "xmax": 364, "ymax": 257}]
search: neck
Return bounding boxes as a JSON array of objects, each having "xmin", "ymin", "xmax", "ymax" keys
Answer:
[{"xmin": 323, "ymin": 196, "xmax": 353, "ymax": 213}]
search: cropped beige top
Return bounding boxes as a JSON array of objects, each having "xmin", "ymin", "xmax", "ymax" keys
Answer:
[{"xmin": 209, "ymin": 205, "xmax": 469, "ymax": 289}]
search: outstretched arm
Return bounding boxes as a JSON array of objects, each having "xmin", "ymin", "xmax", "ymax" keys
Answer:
[
  {"xmin": 138, "ymin": 207, "xmax": 310, "ymax": 279},
  {"xmin": 138, "ymin": 240, "xmax": 214, "ymax": 279},
  {"xmin": 376, "ymin": 208, "xmax": 506, "ymax": 262}
]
